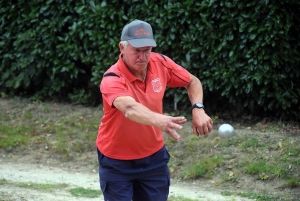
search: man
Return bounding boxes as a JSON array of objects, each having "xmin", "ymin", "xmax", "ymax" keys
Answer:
[{"xmin": 96, "ymin": 19, "xmax": 213, "ymax": 201}]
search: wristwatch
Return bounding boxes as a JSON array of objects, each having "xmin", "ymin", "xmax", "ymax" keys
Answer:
[{"xmin": 192, "ymin": 102, "xmax": 204, "ymax": 110}]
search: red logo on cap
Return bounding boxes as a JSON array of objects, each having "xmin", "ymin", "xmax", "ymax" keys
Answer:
[{"xmin": 135, "ymin": 28, "xmax": 150, "ymax": 36}]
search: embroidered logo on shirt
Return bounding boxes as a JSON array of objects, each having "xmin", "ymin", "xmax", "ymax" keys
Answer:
[{"xmin": 151, "ymin": 78, "xmax": 162, "ymax": 92}]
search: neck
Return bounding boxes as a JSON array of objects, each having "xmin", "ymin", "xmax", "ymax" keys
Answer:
[{"xmin": 142, "ymin": 68, "xmax": 147, "ymax": 82}]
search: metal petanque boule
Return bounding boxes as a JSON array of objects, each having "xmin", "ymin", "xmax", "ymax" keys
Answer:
[{"xmin": 218, "ymin": 123, "xmax": 235, "ymax": 138}]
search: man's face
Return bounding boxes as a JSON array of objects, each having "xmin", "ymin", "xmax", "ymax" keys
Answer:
[{"xmin": 120, "ymin": 43, "xmax": 152, "ymax": 72}]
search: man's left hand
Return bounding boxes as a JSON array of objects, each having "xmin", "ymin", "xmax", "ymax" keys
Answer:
[{"xmin": 192, "ymin": 109, "xmax": 213, "ymax": 136}]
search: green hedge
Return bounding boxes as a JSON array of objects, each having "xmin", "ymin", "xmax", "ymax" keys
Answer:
[
  {"xmin": 0, "ymin": 0, "xmax": 123, "ymax": 104},
  {"xmin": 1, "ymin": 0, "xmax": 299, "ymax": 120}
]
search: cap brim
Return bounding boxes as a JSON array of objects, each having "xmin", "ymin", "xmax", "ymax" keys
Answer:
[{"xmin": 128, "ymin": 38, "xmax": 157, "ymax": 48}]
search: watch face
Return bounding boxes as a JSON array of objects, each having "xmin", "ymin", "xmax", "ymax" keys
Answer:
[{"xmin": 196, "ymin": 103, "xmax": 203, "ymax": 107}]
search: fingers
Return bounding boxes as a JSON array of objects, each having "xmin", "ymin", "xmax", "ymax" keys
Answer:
[
  {"xmin": 164, "ymin": 117, "xmax": 186, "ymax": 141},
  {"xmin": 173, "ymin": 116, "xmax": 187, "ymax": 124},
  {"xmin": 171, "ymin": 122, "xmax": 184, "ymax": 130},
  {"xmin": 166, "ymin": 129, "xmax": 181, "ymax": 141},
  {"xmin": 193, "ymin": 121, "xmax": 213, "ymax": 136},
  {"xmin": 170, "ymin": 117, "xmax": 187, "ymax": 133}
]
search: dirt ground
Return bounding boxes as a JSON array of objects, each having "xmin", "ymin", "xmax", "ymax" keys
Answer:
[
  {"xmin": 1, "ymin": 130, "xmax": 299, "ymax": 201},
  {"xmin": 0, "ymin": 151, "xmax": 252, "ymax": 201},
  {"xmin": 0, "ymin": 98, "xmax": 299, "ymax": 201}
]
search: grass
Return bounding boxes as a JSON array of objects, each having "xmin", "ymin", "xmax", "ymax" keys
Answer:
[
  {"xmin": 0, "ymin": 179, "xmax": 8, "ymax": 185},
  {"xmin": 0, "ymin": 97, "xmax": 300, "ymax": 201},
  {"xmin": 240, "ymin": 137, "xmax": 266, "ymax": 150},
  {"xmin": 0, "ymin": 125, "xmax": 31, "ymax": 149},
  {"xmin": 286, "ymin": 178, "xmax": 300, "ymax": 188},
  {"xmin": 0, "ymin": 179, "xmax": 102, "ymax": 198},
  {"xmin": 16, "ymin": 182, "xmax": 68, "ymax": 192},
  {"xmin": 221, "ymin": 191, "xmax": 274, "ymax": 200},
  {"xmin": 168, "ymin": 195, "xmax": 200, "ymax": 201},
  {"xmin": 182, "ymin": 155, "xmax": 224, "ymax": 179},
  {"xmin": 69, "ymin": 187, "xmax": 102, "ymax": 198},
  {"xmin": 0, "ymin": 179, "xmax": 68, "ymax": 192},
  {"xmin": 0, "ymin": 98, "xmax": 99, "ymax": 159}
]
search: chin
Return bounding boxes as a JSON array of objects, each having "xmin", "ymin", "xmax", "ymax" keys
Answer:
[{"xmin": 136, "ymin": 63, "xmax": 147, "ymax": 68}]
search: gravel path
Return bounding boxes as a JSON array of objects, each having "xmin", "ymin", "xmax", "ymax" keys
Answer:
[{"xmin": 0, "ymin": 161, "xmax": 251, "ymax": 201}]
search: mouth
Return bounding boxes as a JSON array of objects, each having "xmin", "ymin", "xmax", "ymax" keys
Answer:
[{"xmin": 136, "ymin": 61, "xmax": 147, "ymax": 66}]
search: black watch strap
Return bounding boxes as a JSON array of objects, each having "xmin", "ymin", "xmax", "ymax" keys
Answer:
[{"xmin": 192, "ymin": 102, "xmax": 204, "ymax": 110}]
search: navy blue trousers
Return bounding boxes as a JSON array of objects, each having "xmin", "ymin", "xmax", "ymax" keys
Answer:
[{"xmin": 97, "ymin": 146, "xmax": 170, "ymax": 201}]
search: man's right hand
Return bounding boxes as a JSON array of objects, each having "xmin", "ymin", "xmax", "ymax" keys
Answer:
[{"xmin": 156, "ymin": 115, "xmax": 187, "ymax": 141}]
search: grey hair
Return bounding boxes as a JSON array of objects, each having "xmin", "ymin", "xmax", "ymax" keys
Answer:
[{"xmin": 120, "ymin": 41, "xmax": 129, "ymax": 49}]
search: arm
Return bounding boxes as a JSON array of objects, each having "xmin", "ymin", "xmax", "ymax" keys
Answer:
[
  {"xmin": 186, "ymin": 73, "xmax": 213, "ymax": 136},
  {"xmin": 113, "ymin": 96, "xmax": 187, "ymax": 141}
]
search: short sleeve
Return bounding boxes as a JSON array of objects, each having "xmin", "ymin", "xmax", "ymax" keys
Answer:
[
  {"xmin": 100, "ymin": 76, "xmax": 131, "ymax": 106},
  {"xmin": 162, "ymin": 55, "xmax": 191, "ymax": 87}
]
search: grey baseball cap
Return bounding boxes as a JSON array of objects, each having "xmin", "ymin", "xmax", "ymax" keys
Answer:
[{"xmin": 121, "ymin": 19, "xmax": 157, "ymax": 48}]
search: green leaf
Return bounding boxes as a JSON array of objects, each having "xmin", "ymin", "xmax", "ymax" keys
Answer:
[
  {"xmin": 250, "ymin": 34, "xmax": 257, "ymax": 40},
  {"xmin": 170, "ymin": 33, "xmax": 175, "ymax": 40},
  {"xmin": 186, "ymin": 52, "xmax": 190, "ymax": 62},
  {"xmin": 89, "ymin": 1, "xmax": 95, "ymax": 9},
  {"xmin": 227, "ymin": 33, "xmax": 234, "ymax": 41},
  {"xmin": 248, "ymin": 25, "xmax": 257, "ymax": 32}
]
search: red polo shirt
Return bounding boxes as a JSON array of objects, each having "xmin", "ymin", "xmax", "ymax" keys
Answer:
[{"xmin": 96, "ymin": 52, "xmax": 190, "ymax": 160}]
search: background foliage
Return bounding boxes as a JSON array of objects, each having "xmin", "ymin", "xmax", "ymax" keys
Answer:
[{"xmin": 1, "ymin": 0, "xmax": 300, "ymax": 120}]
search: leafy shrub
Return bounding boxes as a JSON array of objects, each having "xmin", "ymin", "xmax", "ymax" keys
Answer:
[
  {"xmin": 0, "ymin": 0, "xmax": 299, "ymax": 119},
  {"xmin": 0, "ymin": 0, "xmax": 121, "ymax": 103}
]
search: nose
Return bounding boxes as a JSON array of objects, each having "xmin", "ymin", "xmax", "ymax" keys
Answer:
[{"xmin": 138, "ymin": 51, "xmax": 147, "ymax": 60}]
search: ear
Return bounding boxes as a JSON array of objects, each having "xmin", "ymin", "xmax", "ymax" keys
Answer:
[{"xmin": 119, "ymin": 43, "xmax": 125, "ymax": 53}]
